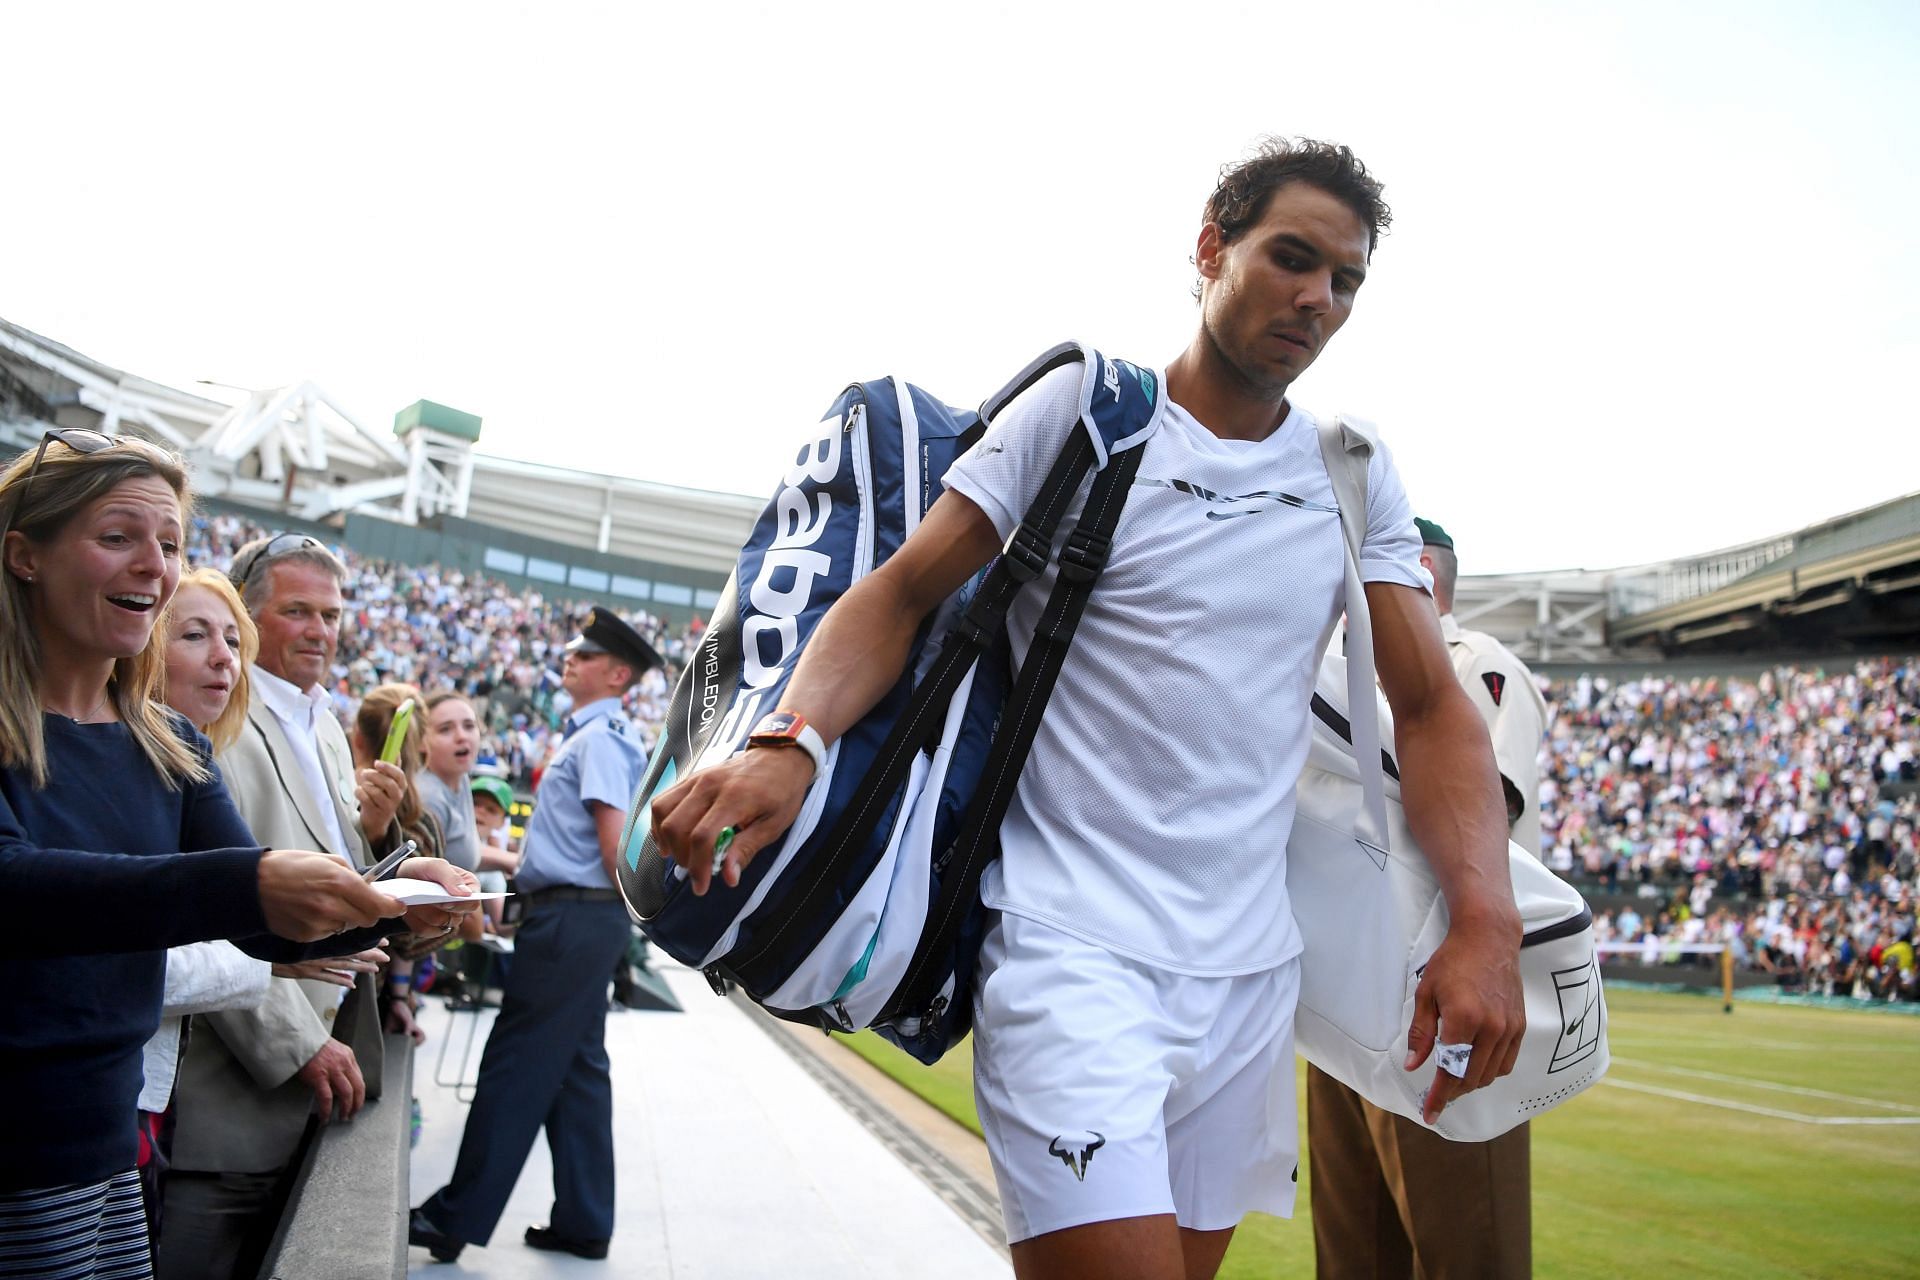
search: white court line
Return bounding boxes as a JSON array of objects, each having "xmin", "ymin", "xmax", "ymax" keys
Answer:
[
  {"xmin": 1600, "ymin": 1078, "xmax": 1920, "ymax": 1125},
  {"xmin": 1610, "ymin": 1031, "xmax": 1918, "ymax": 1052},
  {"xmin": 1609, "ymin": 1055, "xmax": 1920, "ymax": 1113}
]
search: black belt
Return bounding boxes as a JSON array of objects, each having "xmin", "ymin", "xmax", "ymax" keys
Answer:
[{"xmin": 526, "ymin": 887, "xmax": 624, "ymax": 905}]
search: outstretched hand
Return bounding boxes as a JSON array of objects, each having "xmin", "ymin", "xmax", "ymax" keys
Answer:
[
  {"xmin": 258, "ymin": 851, "xmax": 401, "ymax": 942},
  {"xmin": 384, "ymin": 856, "xmax": 482, "ymax": 938},
  {"xmin": 649, "ymin": 748, "xmax": 816, "ymax": 896},
  {"xmin": 1403, "ymin": 913, "xmax": 1526, "ymax": 1123},
  {"xmin": 273, "ymin": 946, "xmax": 389, "ymax": 989}
]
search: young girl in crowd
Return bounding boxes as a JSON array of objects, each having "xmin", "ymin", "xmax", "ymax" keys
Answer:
[
  {"xmin": 421, "ymin": 691, "xmax": 482, "ymax": 873},
  {"xmin": 421, "ymin": 692, "xmax": 527, "ymax": 1004}
]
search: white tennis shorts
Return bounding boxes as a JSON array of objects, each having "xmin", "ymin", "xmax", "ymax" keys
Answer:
[{"xmin": 971, "ymin": 911, "xmax": 1302, "ymax": 1244}]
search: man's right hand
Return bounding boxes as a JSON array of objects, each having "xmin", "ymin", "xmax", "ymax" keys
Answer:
[
  {"xmin": 646, "ymin": 491, "xmax": 1000, "ymax": 898},
  {"xmin": 355, "ymin": 761, "xmax": 407, "ymax": 843},
  {"xmin": 273, "ymin": 947, "xmax": 389, "ymax": 989},
  {"xmin": 257, "ymin": 851, "xmax": 403, "ymax": 942},
  {"xmin": 295, "ymin": 1038, "xmax": 366, "ymax": 1123},
  {"xmin": 650, "ymin": 747, "xmax": 817, "ymax": 896}
]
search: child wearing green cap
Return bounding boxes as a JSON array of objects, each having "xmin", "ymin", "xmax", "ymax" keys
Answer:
[{"xmin": 469, "ymin": 775, "xmax": 520, "ymax": 937}]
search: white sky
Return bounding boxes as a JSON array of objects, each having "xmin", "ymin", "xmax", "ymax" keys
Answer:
[{"xmin": 6, "ymin": 0, "xmax": 1916, "ymax": 574}]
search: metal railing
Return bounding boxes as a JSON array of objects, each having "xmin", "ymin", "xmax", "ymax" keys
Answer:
[{"xmin": 1609, "ymin": 535, "xmax": 1798, "ymax": 617}]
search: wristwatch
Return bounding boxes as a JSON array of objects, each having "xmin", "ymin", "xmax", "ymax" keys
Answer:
[{"xmin": 747, "ymin": 711, "xmax": 826, "ymax": 779}]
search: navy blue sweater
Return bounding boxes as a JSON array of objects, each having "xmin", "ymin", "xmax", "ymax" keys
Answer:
[{"xmin": 0, "ymin": 714, "xmax": 383, "ymax": 1191}]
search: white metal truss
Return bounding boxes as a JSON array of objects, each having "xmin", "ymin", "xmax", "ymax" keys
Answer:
[
  {"xmin": 75, "ymin": 384, "xmax": 196, "ymax": 447},
  {"xmin": 1452, "ymin": 570, "xmax": 1615, "ymax": 663},
  {"xmin": 186, "ymin": 381, "xmax": 409, "ymax": 521},
  {"xmin": 399, "ymin": 427, "xmax": 476, "ymax": 523},
  {"xmin": 0, "ymin": 320, "xmax": 413, "ymax": 524},
  {"xmin": 0, "ymin": 322, "xmax": 224, "ymax": 444},
  {"xmin": 195, "ymin": 380, "xmax": 406, "ymax": 479}
]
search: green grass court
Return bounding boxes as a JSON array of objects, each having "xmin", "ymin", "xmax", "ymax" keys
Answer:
[{"xmin": 837, "ymin": 988, "xmax": 1920, "ymax": 1278}]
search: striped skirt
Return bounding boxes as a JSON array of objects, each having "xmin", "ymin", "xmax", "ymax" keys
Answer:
[{"xmin": 0, "ymin": 1171, "xmax": 151, "ymax": 1279}]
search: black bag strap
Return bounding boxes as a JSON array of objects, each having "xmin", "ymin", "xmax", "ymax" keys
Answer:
[
  {"xmin": 726, "ymin": 423, "xmax": 1109, "ymax": 983},
  {"xmin": 884, "ymin": 439, "xmax": 1145, "ymax": 1022},
  {"xmin": 1308, "ymin": 693, "xmax": 1402, "ymax": 782}
]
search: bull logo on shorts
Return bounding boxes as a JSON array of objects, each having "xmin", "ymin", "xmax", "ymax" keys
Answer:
[{"xmin": 1048, "ymin": 1131, "xmax": 1106, "ymax": 1182}]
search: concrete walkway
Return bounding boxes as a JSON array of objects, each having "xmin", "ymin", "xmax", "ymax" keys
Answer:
[{"xmin": 406, "ymin": 960, "xmax": 1011, "ymax": 1279}]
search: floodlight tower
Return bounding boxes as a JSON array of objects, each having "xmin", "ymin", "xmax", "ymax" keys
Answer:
[{"xmin": 396, "ymin": 399, "xmax": 480, "ymax": 523}]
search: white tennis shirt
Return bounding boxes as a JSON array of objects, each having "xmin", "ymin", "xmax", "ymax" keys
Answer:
[{"xmin": 944, "ymin": 365, "xmax": 1431, "ymax": 975}]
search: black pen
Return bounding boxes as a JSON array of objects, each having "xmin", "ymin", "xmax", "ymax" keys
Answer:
[{"xmin": 361, "ymin": 838, "xmax": 420, "ymax": 882}]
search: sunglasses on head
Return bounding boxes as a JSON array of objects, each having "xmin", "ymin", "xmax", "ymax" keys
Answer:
[
  {"xmin": 0, "ymin": 427, "xmax": 121, "ymax": 548},
  {"xmin": 229, "ymin": 531, "xmax": 326, "ymax": 592}
]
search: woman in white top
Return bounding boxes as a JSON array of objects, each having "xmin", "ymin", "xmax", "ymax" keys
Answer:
[{"xmin": 141, "ymin": 568, "xmax": 387, "ymax": 1225}]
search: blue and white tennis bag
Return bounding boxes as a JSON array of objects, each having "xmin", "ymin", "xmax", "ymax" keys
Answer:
[{"xmin": 616, "ymin": 343, "xmax": 1161, "ymax": 1063}]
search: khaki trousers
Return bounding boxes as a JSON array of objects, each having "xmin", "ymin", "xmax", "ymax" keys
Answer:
[{"xmin": 1306, "ymin": 1065, "xmax": 1531, "ymax": 1279}]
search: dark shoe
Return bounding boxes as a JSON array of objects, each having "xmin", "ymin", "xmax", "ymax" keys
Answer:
[
  {"xmin": 525, "ymin": 1224, "xmax": 609, "ymax": 1260},
  {"xmin": 409, "ymin": 1207, "xmax": 464, "ymax": 1263}
]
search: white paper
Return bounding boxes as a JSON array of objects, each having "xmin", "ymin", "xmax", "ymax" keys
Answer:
[{"xmin": 375, "ymin": 877, "xmax": 510, "ymax": 907}]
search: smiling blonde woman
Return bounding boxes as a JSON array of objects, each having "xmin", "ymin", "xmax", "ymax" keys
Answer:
[
  {"xmin": 0, "ymin": 431, "xmax": 414, "ymax": 1278},
  {"xmin": 161, "ymin": 567, "xmax": 258, "ymax": 751}
]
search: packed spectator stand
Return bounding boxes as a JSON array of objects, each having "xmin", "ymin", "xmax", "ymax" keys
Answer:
[
  {"xmin": 1542, "ymin": 662, "xmax": 1919, "ymax": 1003},
  {"xmin": 192, "ymin": 508, "xmax": 1918, "ymax": 1005},
  {"xmin": 188, "ymin": 512, "xmax": 694, "ymax": 791}
]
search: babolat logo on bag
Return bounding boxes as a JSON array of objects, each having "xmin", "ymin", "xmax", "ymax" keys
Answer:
[
  {"xmin": 703, "ymin": 415, "xmax": 854, "ymax": 763},
  {"xmin": 616, "ymin": 342, "xmax": 1162, "ymax": 1066},
  {"xmin": 741, "ymin": 426, "xmax": 843, "ymax": 688}
]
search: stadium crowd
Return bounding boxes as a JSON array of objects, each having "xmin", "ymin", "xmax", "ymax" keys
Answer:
[
  {"xmin": 1542, "ymin": 663, "xmax": 1920, "ymax": 1001},
  {"xmin": 193, "ymin": 509, "xmax": 1918, "ymax": 1002},
  {"xmin": 188, "ymin": 511, "xmax": 1920, "ymax": 1005},
  {"xmin": 187, "ymin": 513, "xmax": 692, "ymax": 784}
]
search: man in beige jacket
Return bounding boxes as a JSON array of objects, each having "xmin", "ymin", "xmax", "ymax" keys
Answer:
[
  {"xmin": 1308, "ymin": 517, "xmax": 1549, "ymax": 1279},
  {"xmin": 158, "ymin": 534, "xmax": 408, "ymax": 1280}
]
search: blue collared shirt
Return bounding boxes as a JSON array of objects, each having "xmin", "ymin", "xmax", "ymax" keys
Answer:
[{"xmin": 514, "ymin": 697, "xmax": 649, "ymax": 894}]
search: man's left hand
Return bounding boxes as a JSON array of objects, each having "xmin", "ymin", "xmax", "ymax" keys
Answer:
[
  {"xmin": 387, "ymin": 856, "xmax": 483, "ymax": 937},
  {"xmin": 1403, "ymin": 911, "xmax": 1525, "ymax": 1124},
  {"xmin": 356, "ymin": 760, "xmax": 407, "ymax": 839}
]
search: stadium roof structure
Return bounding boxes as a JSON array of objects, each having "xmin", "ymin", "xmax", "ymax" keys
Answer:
[
  {"xmin": 1607, "ymin": 490, "xmax": 1920, "ymax": 656},
  {"xmin": 0, "ymin": 316, "xmax": 760, "ymax": 579}
]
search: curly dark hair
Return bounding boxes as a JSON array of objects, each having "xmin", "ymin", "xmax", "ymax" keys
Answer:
[{"xmin": 1203, "ymin": 136, "xmax": 1391, "ymax": 255}]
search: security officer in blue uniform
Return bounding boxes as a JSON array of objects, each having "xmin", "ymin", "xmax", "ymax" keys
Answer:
[{"xmin": 412, "ymin": 607, "xmax": 660, "ymax": 1264}]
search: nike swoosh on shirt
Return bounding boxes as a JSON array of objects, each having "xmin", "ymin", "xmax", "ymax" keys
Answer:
[{"xmin": 1135, "ymin": 477, "xmax": 1339, "ymax": 519}]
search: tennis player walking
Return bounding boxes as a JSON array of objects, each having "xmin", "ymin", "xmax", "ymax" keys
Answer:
[{"xmin": 654, "ymin": 137, "xmax": 1525, "ymax": 1280}]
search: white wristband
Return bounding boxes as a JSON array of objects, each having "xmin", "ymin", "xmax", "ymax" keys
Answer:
[
  {"xmin": 789, "ymin": 723, "xmax": 826, "ymax": 779},
  {"xmin": 747, "ymin": 712, "xmax": 827, "ymax": 780}
]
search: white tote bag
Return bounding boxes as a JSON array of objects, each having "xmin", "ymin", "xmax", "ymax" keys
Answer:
[{"xmin": 1286, "ymin": 414, "xmax": 1609, "ymax": 1141}]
